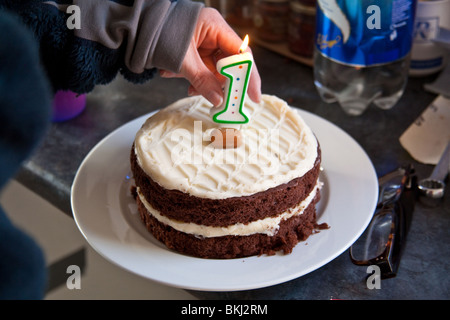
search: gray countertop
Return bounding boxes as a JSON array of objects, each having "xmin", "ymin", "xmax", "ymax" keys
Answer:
[{"xmin": 17, "ymin": 46, "xmax": 449, "ymax": 300}]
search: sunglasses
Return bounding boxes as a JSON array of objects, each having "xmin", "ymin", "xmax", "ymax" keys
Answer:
[{"xmin": 350, "ymin": 164, "xmax": 417, "ymax": 279}]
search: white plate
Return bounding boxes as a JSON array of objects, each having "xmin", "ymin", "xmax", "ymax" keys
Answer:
[{"xmin": 71, "ymin": 109, "xmax": 378, "ymax": 292}]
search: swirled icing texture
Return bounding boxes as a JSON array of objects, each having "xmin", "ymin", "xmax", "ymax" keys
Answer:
[{"xmin": 134, "ymin": 94, "xmax": 318, "ymax": 199}]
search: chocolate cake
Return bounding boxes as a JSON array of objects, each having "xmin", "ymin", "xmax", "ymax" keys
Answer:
[{"xmin": 130, "ymin": 94, "xmax": 323, "ymax": 259}]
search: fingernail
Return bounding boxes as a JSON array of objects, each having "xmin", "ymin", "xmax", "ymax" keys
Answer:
[{"xmin": 209, "ymin": 92, "xmax": 223, "ymax": 107}]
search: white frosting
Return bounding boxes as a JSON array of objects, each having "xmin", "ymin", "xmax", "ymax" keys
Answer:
[
  {"xmin": 134, "ymin": 94, "xmax": 318, "ymax": 199},
  {"xmin": 136, "ymin": 181, "xmax": 321, "ymax": 238}
]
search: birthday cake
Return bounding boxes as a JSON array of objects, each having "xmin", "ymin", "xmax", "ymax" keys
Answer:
[{"xmin": 130, "ymin": 94, "xmax": 323, "ymax": 259}]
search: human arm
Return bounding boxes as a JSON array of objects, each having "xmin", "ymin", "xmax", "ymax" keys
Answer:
[
  {"xmin": 0, "ymin": 0, "xmax": 203, "ymax": 94},
  {"xmin": 0, "ymin": 0, "xmax": 261, "ymax": 106}
]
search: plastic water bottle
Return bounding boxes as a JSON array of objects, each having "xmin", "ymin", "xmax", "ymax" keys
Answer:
[{"xmin": 314, "ymin": 0, "xmax": 417, "ymax": 116}]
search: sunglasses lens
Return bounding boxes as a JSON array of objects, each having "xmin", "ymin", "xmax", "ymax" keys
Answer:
[
  {"xmin": 350, "ymin": 165, "xmax": 415, "ymax": 278},
  {"xmin": 351, "ymin": 208, "xmax": 394, "ymax": 262}
]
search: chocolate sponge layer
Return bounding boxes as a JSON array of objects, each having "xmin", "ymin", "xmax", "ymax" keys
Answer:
[
  {"xmin": 135, "ymin": 191, "xmax": 321, "ymax": 259},
  {"xmin": 130, "ymin": 144, "xmax": 321, "ymax": 227}
]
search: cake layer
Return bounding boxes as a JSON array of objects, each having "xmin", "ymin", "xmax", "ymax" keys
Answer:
[
  {"xmin": 135, "ymin": 190, "xmax": 321, "ymax": 259},
  {"xmin": 130, "ymin": 94, "xmax": 324, "ymax": 259},
  {"xmin": 130, "ymin": 144, "xmax": 321, "ymax": 227},
  {"xmin": 135, "ymin": 180, "xmax": 321, "ymax": 238},
  {"xmin": 133, "ymin": 94, "xmax": 319, "ymax": 199}
]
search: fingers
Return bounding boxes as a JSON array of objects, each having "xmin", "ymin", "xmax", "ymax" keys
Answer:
[
  {"xmin": 163, "ymin": 52, "xmax": 261, "ymax": 105},
  {"xmin": 163, "ymin": 7, "xmax": 261, "ymax": 106},
  {"xmin": 161, "ymin": 64, "xmax": 224, "ymax": 107},
  {"xmin": 206, "ymin": 10, "xmax": 261, "ymax": 103},
  {"xmin": 187, "ymin": 85, "xmax": 199, "ymax": 97},
  {"xmin": 182, "ymin": 44, "xmax": 224, "ymax": 106}
]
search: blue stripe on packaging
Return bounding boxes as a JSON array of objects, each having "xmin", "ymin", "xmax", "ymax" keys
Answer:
[{"xmin": 316, "ymin": 0, "xmax": 417, "ymax": 66}]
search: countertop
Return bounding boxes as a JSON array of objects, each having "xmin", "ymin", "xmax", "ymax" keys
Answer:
[{"xmin": 16, "ymin": 46, "xmax": 449, "ymax": 300}]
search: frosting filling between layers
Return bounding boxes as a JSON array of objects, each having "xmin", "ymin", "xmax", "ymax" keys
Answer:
[{"xmin": 136, "ymin": 180, "xmax": 322, "ymax": 238}]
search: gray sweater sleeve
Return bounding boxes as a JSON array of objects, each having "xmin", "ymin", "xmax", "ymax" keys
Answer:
[
  {"xmin": 0, "ymin": 0, "xmax": 203, "ymax": 93},
  {"xmin": 50, "ymin": 0, "xmax": 203, "ymax": 73}
]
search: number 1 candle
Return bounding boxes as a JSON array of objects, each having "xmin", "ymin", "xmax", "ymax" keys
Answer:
[{"xmin": 211, "ymin": 35, "xmax": 253, "ymax": 124}]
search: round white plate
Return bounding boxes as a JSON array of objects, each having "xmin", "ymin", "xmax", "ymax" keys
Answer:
[{"xmin": 71, "ymin": 108, "xmax": 378, "ymax": 292}]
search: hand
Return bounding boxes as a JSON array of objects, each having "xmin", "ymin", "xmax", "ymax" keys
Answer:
[{"xmin": 160, "ymin": 7, "xmax": 261, "ymax": 106}]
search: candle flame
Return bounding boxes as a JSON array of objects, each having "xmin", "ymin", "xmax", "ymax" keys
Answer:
[{"xmin": 239, "ymin": 35, "xmax": 249, "ymax": 53}]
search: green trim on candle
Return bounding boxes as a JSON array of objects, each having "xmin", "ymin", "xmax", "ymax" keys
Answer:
[{"xmin": 213, "ymin": 59, "xmax": 253, "ymax": 124}]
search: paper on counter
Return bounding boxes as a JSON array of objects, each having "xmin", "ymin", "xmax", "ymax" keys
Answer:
[{"xmin": 399, "ymin": 95, "xmax": 450, "ymax": 164}]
